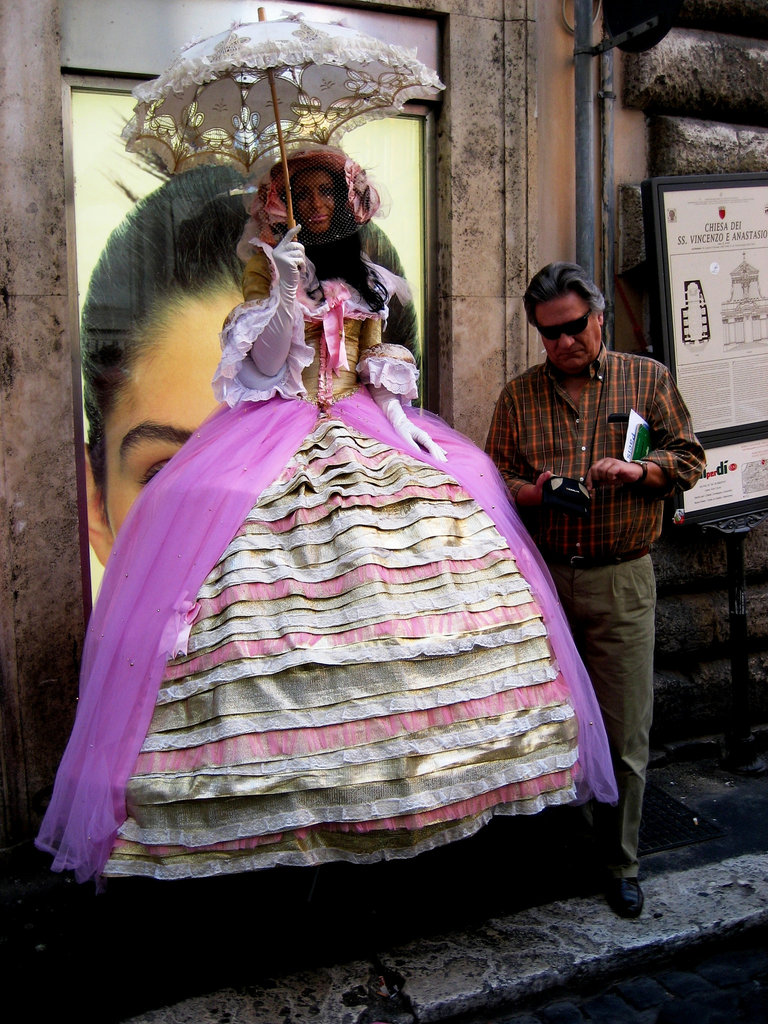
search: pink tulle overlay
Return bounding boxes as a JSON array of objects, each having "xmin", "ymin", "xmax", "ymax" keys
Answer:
[{"xmin": 36, "ymin": 389, "xmax": 617, "ymax": 885}]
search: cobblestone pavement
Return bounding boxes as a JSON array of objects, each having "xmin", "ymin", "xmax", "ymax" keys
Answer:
[{"xmin": 483, "ymin": 932, "xmax": 768, "ymax": 1024}]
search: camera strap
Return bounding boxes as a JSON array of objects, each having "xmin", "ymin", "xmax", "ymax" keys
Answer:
[{"xmin": 544, "ymin": 359, "xmax": 606, "ymax": 479}]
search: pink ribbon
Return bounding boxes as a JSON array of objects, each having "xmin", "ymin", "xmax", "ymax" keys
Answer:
[
  {"xmin": 319, "ymin": 282, "xmax": 352, "ymax": 374},
  {"xmin": 322, "ymin": 303, "xmax": 349, "ymax": 373}
]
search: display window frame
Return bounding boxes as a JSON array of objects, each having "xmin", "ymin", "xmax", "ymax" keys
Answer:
[{"xmin": 63, "ymin": 73, "xmax": 439, "ymax": 604}]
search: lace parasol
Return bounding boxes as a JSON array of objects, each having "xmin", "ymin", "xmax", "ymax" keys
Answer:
[{"xmin": 122, "ymin": 13, "xmax": 444, "ymax": 178}]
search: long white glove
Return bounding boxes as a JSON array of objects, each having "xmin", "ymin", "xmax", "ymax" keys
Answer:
[
  {"xmin": 369, "ymin": 385, "xmax": 447, "ymax": 462},
  {"xmin": 247, "ymin": 226, "xmax": 305, "ymax": 377}
]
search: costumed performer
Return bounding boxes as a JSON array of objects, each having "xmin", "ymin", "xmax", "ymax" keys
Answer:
[{"xmin": 37, "ymin": 147, "xmax": 617, "ymax": 886}]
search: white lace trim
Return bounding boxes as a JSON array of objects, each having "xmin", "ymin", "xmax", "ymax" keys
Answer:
[
  {"xmin": 139, "ymin": 703, "xmax": 575, "ymax": 768},
  {"xmin": 213, "ymin": 244, "xmax": 314, "ymax": 406},
  {"xmin": 103, "ymin": 788, "xmax": 574, "ymax": 881},
  {"xmin": 186, "ymin": 583, "xmax": 535, "ymax": 654},
  {"xmin": 213, "ymin": 247, "xmax": 405, "ymax": 407},
  {"xmin": 157, "ymin": 619, "xmax": 551, "ymax": 706},
  {"xmin": 357, "ymin": 351, "xmax": 419, "ymax": 401},
  {"xmin": 131, "ymin": 20, "xmax": 444, "ymax": 106},
  {"xmin": 155, "ymin": 649, "xmax": 555, "ymax": 727},
  {"xmin": 117, "ymin": 751, "xmax": 578, "ymax": 846}
]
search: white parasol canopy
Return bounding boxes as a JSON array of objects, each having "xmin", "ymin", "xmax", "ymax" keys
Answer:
[{"xmin": 122, "ymin": 14, "xmax": 445, "ymax": 177}]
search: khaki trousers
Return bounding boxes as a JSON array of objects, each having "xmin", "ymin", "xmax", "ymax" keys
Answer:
[{"xmin": 548, "ymin": 555, "xmax": 656, "ymax": 878}]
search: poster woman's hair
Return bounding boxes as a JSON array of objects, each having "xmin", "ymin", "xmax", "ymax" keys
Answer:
[{"xmin": 81, "ymin": 165, "xmax": 248, "ymax": 490}]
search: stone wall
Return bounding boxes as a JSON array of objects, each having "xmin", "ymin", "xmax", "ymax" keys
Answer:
[
  {"xmin": 0, "ymin": 0, "xmax": 86, "ymax": 850},
  {"xmin": 620, "ymin": 0, "xmax": 768, "ymax": 750}
]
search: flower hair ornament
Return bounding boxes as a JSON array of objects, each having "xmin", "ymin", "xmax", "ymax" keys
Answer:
[{"xmin": 344, "ymin": 159, "xmax": 379, "ymax": 224}]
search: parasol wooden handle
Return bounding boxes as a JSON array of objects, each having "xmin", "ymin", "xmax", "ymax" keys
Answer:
[{"xmin": 259, "ymin": 7, "xmax": 295, "ymax": 227}]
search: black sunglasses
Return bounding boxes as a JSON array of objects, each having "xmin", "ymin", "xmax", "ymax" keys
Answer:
[{"xmin": 536, "ymin": 311, "xmax": 591, "ymax": 341}]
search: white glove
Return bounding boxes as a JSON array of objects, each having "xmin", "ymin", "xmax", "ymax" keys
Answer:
[
  {"xmin": 369, "ymin": 385, "xmax": 447, "ymax": 462},
  {"xmin": 272, "ymin": 225, "xmax": 305, "ymax": 301},
  {"xmin": 247, "ymin": 226, "xmax": 305, "ymax": 377}
]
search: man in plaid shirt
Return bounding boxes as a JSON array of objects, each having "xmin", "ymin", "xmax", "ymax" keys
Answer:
[{"xmin": 486, "ymin": 262, "xmax": 704, "ymax": 918}]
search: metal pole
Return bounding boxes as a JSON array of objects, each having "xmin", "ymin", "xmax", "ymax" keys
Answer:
[
  {"xmin": 600, "ymin": 46, "xmax": 615, "ymax": 348},
  {"xmin": 574, "ymin": 0, "xmax": 595, "ymax": 278},
  {"xmin": 722, "ymin": 531, "xmax": 765, "ymax": 772}
]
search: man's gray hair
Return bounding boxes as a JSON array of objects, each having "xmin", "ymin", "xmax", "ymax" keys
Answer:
[{"xmin": 523, "ymin": 262, "xmax": 606, "ymax": 326}]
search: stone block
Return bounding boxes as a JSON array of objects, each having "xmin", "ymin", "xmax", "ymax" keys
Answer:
[
  {"xmin": 676, "ymin": 0, "xmax": 768, "ymax": 38},
  {"xmin": 655, "ymin": 968, "xmax": 719, "ymax": 999},
  {"xmin": 503, "ymin": 15, "xmax": 535, "ymax": 297},
  {"xmin": 440, "ymin": 14, "xmax": 506, "ymax": 299},
  {"xmin": 653, "ymin": 669, "xmax": 725, "ymax": 743},
  {"xmin": 614, "ymin": 974, "xmax": 669, "ymax": 1010},
  {"xmin": 0, "ymin": 2, "xmax": 67, "ymax": 300},
  {"xmin": 652, "ymin": 654, "xmax": 768, "ymax": 743},
  {"xmin": 504, "ymin": 294, "xmax": 535, "ymax": 391},
  {"xmin": 450, "ymin": 293, "xmax": 507, "ymax": 445},
  {"xmin": 647, "ymin": 116, "xmax": 768, "ymax": 176},
  {"xmin": 696, "ymin": 946, "xmax": 768, "ymax": 986},
  {"xmin": 651, "ymin": 528, "xmax": 728, "ymax": 588},
  {"xmin": 651, "ymin": 522, "xmax": 768, "ymax": 588},
  {"xmin": 655, "ymin": 592, "xmax": 724, "ymax": 657},
  {"xmin": 622, "ymin": 28, "xmax": 768, "ymax": 128},
  {"xmin": 503, "ymin": 0, "xmax": 534, "ymax": 22},
  {"xmin": 540, "ymin": 1001, "xmax": 586, "ymax": 1022},
  {"xmin": 695, "ymin": 955, "xmax": 757, "ymax": 990},
  {"xmin": 1, "ymin": 292, "xmax": 84, "ymax": 837},
  {"xmin": 579, "ymin": 991, "xmax": 637, "ymax": 1023},
  {"xmin": 617, "ymin": 184, "xmax": 645, "ymax": 274},
  {"xmin": 655, "ymin": 583, "xmax": 768, "ymax": 658}
]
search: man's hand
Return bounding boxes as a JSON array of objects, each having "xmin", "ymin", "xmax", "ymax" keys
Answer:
[
  {"xmin": 585, "ymin": 458, "xmax": 638, "ymax": 489},
  {"xmin": 516, "ymin": 470, "xmax": 554, "ymax": 507},
  {"xmin": 586, "ymin": 458, "xmax": 646, "ymax": 491}
]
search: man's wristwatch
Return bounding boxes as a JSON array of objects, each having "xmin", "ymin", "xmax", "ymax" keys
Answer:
[{"xmin": 633, "ymin": 460, "xmax": 648, "ymax": 484}]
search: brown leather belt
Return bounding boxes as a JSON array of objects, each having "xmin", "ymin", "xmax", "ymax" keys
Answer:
[{"xmin": 543, "ymin": 546, "xmax": 650, "ymax": 568}]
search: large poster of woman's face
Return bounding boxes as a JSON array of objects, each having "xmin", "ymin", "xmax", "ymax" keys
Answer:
[{"xmin": 72, "ymin": 90, "xmax": 426, "ymax": 596}]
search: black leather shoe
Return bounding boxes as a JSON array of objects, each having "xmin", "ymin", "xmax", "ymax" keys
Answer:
[{"xmin": 606, "ymin": 878, "xmax": 644, "ymax": 918}]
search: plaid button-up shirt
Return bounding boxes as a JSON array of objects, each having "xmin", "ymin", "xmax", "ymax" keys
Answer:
[{"xmin": 485, "ymin": 346, "xmax": 705, "ymax": 560}]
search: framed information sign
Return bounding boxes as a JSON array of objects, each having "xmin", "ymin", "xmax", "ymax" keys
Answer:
[{"xmin": 642, "ymin": 172, "xmax": 768, "ymax": 525}]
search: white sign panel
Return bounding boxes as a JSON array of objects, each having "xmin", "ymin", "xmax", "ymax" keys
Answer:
[
  {"xmin": 662, "ymin": 183, "xmax": 768, "ymax": 434},
  {"xmin": 643, "ymin": 173, "xmax": 768, "ymax": 525},
  {"xmin": 683, "ymin": 438, "xmax": 768, "ymax": 516}
]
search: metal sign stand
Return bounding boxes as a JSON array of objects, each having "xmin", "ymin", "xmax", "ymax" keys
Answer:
[{"xmin": 701, "ymin": 510, "xmax": 768, "ymax": 774}]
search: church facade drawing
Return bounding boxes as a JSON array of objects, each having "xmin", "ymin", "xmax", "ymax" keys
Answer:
[{"xmin": 721, "ymin": 254, "xmax": 768, "ymax": 348}]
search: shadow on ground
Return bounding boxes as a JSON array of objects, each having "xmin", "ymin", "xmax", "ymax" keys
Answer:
[{"xmin": 3, "ymin": 755, "xmax": 767, "ymax": 1023}]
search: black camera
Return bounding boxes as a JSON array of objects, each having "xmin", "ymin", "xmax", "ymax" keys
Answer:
[{"xmin": 542, "ymin": 476, "xmax": 591, "ymax": 518}]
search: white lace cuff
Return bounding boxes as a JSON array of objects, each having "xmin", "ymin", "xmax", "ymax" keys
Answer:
[
  {"xmin": 213, "ymin": 246, "xmax": 314, "ymax": 407},
  {"xmin": 357, "ymin": 343, "xmax": 419, "ymax": 403}
]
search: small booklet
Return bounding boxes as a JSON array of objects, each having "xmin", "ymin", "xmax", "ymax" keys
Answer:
[{"xmin": 623, "ymin": 409, "xmax": 650, "ymax": 462}]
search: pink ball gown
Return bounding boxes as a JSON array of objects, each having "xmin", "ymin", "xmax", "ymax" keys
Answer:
[{"xmin": 37, "ymin": 250, "xmax": 616, "ymax": 885}]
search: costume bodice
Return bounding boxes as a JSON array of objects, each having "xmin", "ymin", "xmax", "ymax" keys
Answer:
[
  {"xmin": 242, "ymin": 248, "xmax": 382, "ymax": 407},
  {"xmin": 302, "ymin": 317, "xmax": 381, "ymax": 405}
]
